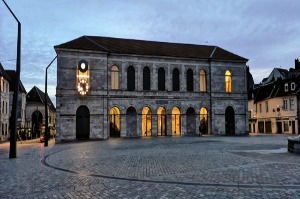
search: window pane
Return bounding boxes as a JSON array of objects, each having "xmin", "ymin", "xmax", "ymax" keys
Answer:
[
  {"xmin": 200, "ymin": 70, "xmax": 206, "ymax": 92},
  {"xmin": 158, "ymin": 68, "xmax": 165, "ymax": 91},
  {"xmin": 225, "ymin": 70, "xmax": 232, "ymax": 92},
  {"xmin": 143, "ymin": 67, "xmax": 150, "ymax": 90},
  {"xmin": 187, "ymin": 69, "xmax": 193, "ymax": 91},
  {"xmin": 172, "ymin": 68, "xmax": 180, "ymax": 91},
  {"xmin": 111, "ymin": 66, "xmax": 119, "ymax": 89},
  {"xmin": 127, "ymin": 66, "xmax": 135, "ymax": 91}
]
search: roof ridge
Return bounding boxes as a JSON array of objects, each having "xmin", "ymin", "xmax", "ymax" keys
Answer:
[
  {"xmin": 84, "ymin": 36, "xmax": 110, "ymax": 53},
  {"xmin": 86, "ymin": 35, "xmax": 217, "ymax": 48}
]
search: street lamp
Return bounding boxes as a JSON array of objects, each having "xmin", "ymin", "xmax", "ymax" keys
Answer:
[
  {"xmin": 2, "ymin": 0, "xmax": 21, "ymax": 159},
  {"xmin": 44, "ymin": 52, "xmax": 60, "ymax": 147}
]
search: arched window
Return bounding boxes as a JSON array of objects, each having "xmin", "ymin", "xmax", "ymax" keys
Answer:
[
  {"xmin": 158, "ymin": 67, "xmax": 165, "ymax": 91},
  {"xmin": 127, "ymin": 66, "xmax": 135, "ymax": 91},
  {"xmin": 187, "ymin": 69, "xmax": 194, "ymax": 91},
  {"xmin": 143, "ymin": 67, "xmax": 151, "ymax": 90},
  {"xmin": 225, "ymin": 70, "xmax": 232, "ymax": 93},
  {"xmin": 111, "ymin": 66, "xmax": 119, "ymax": 90},
  {"xmin": 200, "ymin": 70, "xmax": 206, "ymax": 92},
  {"xmin": 172, "ymin": 68, "xmax": 180, "ymax": 91}
]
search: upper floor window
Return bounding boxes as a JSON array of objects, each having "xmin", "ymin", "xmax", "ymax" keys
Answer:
[
  {"xmin": 111, "ymin": 65, "xmax": 119, "ymax": 90},
  {"xmin": 143, "ymin": 67, "xmax": 150, "ymax": 90},
  {"xmin": 225, "ymin": 70, "xmax": 232, "ymax": 93},
  {"xmin": 284, "ymin": 83, "xmax": 288, "ymax": 92},
  {"xmin": 283, "ymin": 99, "xmax": 288, "ymax": 110},
  {"xmin": 200, "ymin": 69, "xmax": 206, "ymax": 92},
  {"xmin": 290, "ymin": 98, "xmax": 295, "ymax": 110},
  {"xmin": 291, "ymin": 82, "xmax": 295, "ymax": 91},
  {"xmin": 127, "ymin": 66, "xmax": 135, "ymax": 91},
  {"xmin": 265, "ymin": 101, "xmax": 268, "ymax": 112},
  {"xmin": 187, "ymin": 69, "xmax": 194, "ymax": 91},
  {"xmin": 259, "ymin": 103, "xmax": 262, "ymax": 113},
  {"xmin": 158, "ymin": 67, "xmax": 165, "ymax": 91},
  {"xmin": 172, "ymin": 68, "xmax": 180, "ymax": 91}
]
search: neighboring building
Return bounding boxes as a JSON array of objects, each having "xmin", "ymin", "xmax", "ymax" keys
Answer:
[
  {"xmin": 54, "ymin": 36, "xmax": 249, "ymax": 142},
  {"xmin": 6, "ymin": 70, "xmax": 27, "ymax": 134},
  {"xmin": 0, "ymin": 63, "xmax": 10, "ymax": 141},
  {"xmin": 26, "ymin": 86, "xmax": 56, "ymax": 138},
  {"xmin": 248, "ymin": 59, "xmax": 300, "ymax": 134}
]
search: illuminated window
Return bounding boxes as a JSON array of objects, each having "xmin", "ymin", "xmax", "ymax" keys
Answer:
[
  {"xmin": 200, "ymin": 70, "xmax": 206, "ymax": 92},
  {"xmin": 172, "ymin": 68, "xmax": 180, "ymax": 91},
  {"xmin": 158, "ymin": 67, "xmax": 165, "ymax": 91},
  {"xmin": 142, "ymin": 107, "xmax": 151, "ymax": 136},
  {"xmin": 225, "ymin": 70, "xmax": 232, "ymax": 93},
  {"xmin": 1, "ymin": 77, "xmax": 3, "ymax": 92},
  {"xmin": 109, "ymin": 107, "xmax": 120, "ymax": 137},
  {"xmin": 157, "ymin": 107, "xmax": 166, "ymax": 136},
  {"xmin": 187, "ymin": 69, "xmax": 193, "ymax": 91},
  {"xmin": 172, "ymin": 107, "xmax": 181, "ymax": 135},
  {"xmin": 143, "ymin": 67, "xmax": 150, "ymax": 90},
  {"xmin": 111, "ymin": 66, "xmax": 119, "ymax": 90},
  {"xmin": 200, "ymin": 107, "xmax": 208, "ymax": 134},
  {"xmin": 127, "ymin": 66, "xmax": 135, "ymax": 91},
  {"xmin": 77, "ymin": 60, "xmax": 90, "ymax": 95}
]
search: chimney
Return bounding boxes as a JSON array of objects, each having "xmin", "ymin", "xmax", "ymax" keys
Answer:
[{"xmin": 295, "ymin": 58, "xmax": 300, "ymax": 70}]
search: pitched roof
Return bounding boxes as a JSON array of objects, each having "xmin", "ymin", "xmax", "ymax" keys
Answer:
[
  {"xmin": 5, "ymin": 70, "xmax": 27, "ymax": 93},
  {"xmin": 0, "ymin": 63, "xmax": 10, "ymax": 81},
  {"xmin": 54, "ymin": 36, "xmax": 248, "ymax": 62},
  {"xmin": 26, "ymin": 86, "xmax": 56, "ymax": 111}
]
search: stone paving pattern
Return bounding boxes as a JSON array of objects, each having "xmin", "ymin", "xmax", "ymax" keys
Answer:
[{"xmin": 1, "ymin": 135, "xmax": 300, "ymax": 198}]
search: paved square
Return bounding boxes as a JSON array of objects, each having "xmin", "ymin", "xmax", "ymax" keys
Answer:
[{"xmin": 1, "ymin": 134, "xmax": 300, "ymax": 198}]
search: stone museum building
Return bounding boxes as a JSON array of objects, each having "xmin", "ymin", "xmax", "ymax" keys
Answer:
[{"xmin": 54, "ymin": 36, "xmax": 248, "ymax": 142}]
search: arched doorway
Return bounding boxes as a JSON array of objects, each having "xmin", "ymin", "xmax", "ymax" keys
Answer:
[
  {"xmin": 32, "ymin": 111, "xmax": 43, "ymax": 138},
  {"xmin": 76, "ymin": 106, "xmax": 90, "ymax": 139},
  {"xmin": 109, "ymin": 107, "xmax": 120, "ymax": 137},
  {"xmin": 172, "ymin": 107, "xmax": 181, "ymax": 135},
  {"xmin": 142, "ymin": 107, "xmax": 152, "ymax": 136},
  {"xmin": 126, "ymin": 107, "xmax": 137, "ymax": 137},
  {"xmin": 157, "ymin": 107, "xmax": 166, "ymax": 136},
  {"xmin": 225, "ymin": 106, "xmax": 235, "ymax": 135},
  {"xmin": 200, "ymin": 107, "xmax": 208, "ymax": 135},
  {"xmin": 186, "ymin": 107, "xmax": 196, "ymax": 135}
]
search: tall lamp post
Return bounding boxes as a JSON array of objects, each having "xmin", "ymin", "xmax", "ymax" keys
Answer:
[
  {"xmin": 44, "ymin": 52, "xmax": 60, "ymax": 147},
  {"xmin": 2, "ymin": 0, "xmax": 21, "ymax": 158}
]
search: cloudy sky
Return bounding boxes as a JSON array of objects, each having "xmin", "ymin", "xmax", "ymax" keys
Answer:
[{"xmin": 0, "ymin": 0, "xmax": 299, "ymax": 106}]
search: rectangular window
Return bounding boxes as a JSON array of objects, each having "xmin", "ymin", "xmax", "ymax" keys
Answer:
[
  {"xmin": 253, "ymin": 123, "xmax": 255, "ymax": 133},
  {"xmin": 284, "ymin": 121, "xmax": 289, "ymax": 132},
  {"xmin": 285, "ymin": 83, "xmax": 288, "ymax": 92},
  {"xmin": 283, "ymin": 99, "xmax": 288, "ymax": 110},
  {"xmin": 265, "ymin": 101, "xmax": 268, "ymax": 112},
  {"xmin": 290, "ymin": 98, "xmax": 295, "ymax": 110},
  {"xmin": 259, "ymin": 103, "xmax": 262, "ymax": 113},
  {"xmin": 248, "ymin": 111, "xmax": 251, "ymax": 119},
  {"xmin": 291, "ymin": 82, "xmax": 295, "ymax": 90}
]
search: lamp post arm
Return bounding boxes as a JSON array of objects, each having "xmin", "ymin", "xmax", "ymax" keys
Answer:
[
  {"xmin": 2, "ymin": 0, "xmax": 20, "ymax": 23},
  {"xmin": 44, "ymin": 52, "xmax": 60, "ymax": 147}
]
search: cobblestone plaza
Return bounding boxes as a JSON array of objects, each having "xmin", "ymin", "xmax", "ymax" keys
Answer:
[{"xmin": 0, "ymin": 134, "xmax": 300, "ymax": 198}]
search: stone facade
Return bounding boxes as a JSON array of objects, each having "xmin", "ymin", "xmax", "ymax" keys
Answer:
[
  {"xmin": 0, "ymin": 75, "xmax": 10, "ymax": 141},
  {"xmin": 55, "ymin": 37, "xmax": 248, "ymax": 142}
]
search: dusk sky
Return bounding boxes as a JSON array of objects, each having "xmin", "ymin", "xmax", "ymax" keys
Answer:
[{"xmin": 0, "ymin": 0, "xmax": 299, "ymax": 106}]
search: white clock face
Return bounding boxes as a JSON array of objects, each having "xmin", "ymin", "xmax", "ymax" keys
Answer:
[{"xmin": 81, "ymin": 63, "xmax": 86, "ymax": 70}]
